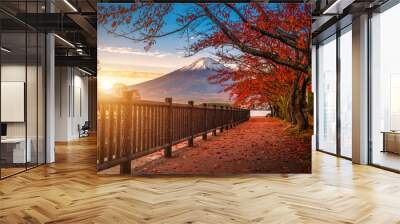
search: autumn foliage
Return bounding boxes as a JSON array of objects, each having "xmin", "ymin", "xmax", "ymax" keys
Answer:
[
  {"xmin": 133, "ymin": 117, "xmax": 311, "ymax": 174},
  {"xmin": 98, "ymin": 3, "xmax": 312, "ymax": 130}
]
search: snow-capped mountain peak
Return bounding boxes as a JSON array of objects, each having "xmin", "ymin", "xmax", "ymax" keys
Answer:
[
  {"xmin": 129, "ymin": 56, "xmax": 231, "ymax": 103},
  {"xmin": 180, "ymin": 57, "xmax": 225, "ymax": 71}
]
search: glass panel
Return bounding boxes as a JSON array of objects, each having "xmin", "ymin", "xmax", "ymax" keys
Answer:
[
  {"xmin": 1, "ymin": 30, "xmax": 27, "ymax": 177},
  {"xmin": 317, "ymin": 36, "xmax": 337, "ymax": 154},
  {"xmin": 340, "ymin": 28, "xmax": 352, "ymax": 158},
  {"xmin": 27, "ymin": 31, "xmax": 38, "ymax": 169},
  {"xmin": 371, "ymin": 4, "xmax": 400, "ymax": 171},
  {"xmin": 26, "ymin": 0, "xmax": 39, "ymax": 169},
  {"xmin": 0, "ymin": 0, "xmax": 46, "ymax": 179}
]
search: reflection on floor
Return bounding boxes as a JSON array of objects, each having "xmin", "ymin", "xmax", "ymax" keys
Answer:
[
  {"xmin": 373, "ymin": 151, "xmax": 400, "ymax": 170},
  {"xmin": 0, "ymin": 167, "xmax": 25, "ymax": 178},
  {"xmin": 1, "ymin": 136, "xmax": 400, "ymax": 223},
  {"xmin": 1, "ymin": 160, "xmax": 47, "ymax": 179}
]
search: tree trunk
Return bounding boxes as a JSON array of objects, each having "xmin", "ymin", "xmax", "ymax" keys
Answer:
[
  {"xmin": 273, "ymin": 104, "xmax": 280, "ymax": 118},
  {"xmin": 295, "ymin": 77, "xmax": 309, "ymax": 130},
  {"xmin": 268, "ymin": 102, "xmax": 273, "ymax": 117},
  {"xmin": 289, "ymin": 74, "xmax": 300, "ymax": 125}
]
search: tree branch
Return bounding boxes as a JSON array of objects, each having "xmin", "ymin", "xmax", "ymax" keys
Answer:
[
  {"xmin": 198, "ymin": 4, "xmax": 309, "ymax": 74},
  {"xmin": 224, "ymin": 3, "xmax": 307, "ymax": 54},
  {"xmin": 103, "ymin": 14, "xmax": 206, "ymax": 42}
]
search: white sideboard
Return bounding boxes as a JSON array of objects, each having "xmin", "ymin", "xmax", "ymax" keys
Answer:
[{"xmin": 1, "ymin": 138, "xmax": 32, "ymax": 163}]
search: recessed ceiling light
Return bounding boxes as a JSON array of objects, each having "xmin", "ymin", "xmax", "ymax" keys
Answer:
[
  {"xmin": 1, "ymin": 47, "xmax": 11, "ymax": 53},
  {"xmin": 78, "ymin": 68, "xmax": 93, "ymax": 76},
  {"xmin": 323, "ymin": 0, "xmax": 355, "ymax": 15},
  {"xmin": 54, "ymin": 34, "xmax": 75, "ymax": 48},
  {"xmin": 63, "ymin": 0, "xmax": 78, "ymax": 12}
]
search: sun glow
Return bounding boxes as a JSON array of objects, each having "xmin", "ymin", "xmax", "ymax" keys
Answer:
[{"xmin": 100, "ymin": 80, "xmax": 113, "ymax": 91}]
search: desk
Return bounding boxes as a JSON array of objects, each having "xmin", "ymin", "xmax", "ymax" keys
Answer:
[
  {"xmin": 1, "ymin": 138, "xmax": 31, "ymax": 164},
  {"xmin": 382, "ymin": 131, "xmax": 400, "ymax": 154}
]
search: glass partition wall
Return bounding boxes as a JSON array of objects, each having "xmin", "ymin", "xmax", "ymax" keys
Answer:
[
  {"xmin": 316, "ymin": 0, "xmax": 400, "ymax": 172},
  {"xmin": 316, "ymin": 26, "xmax": 352, "ymax": 159},
  {"xmin": 317, "ymin": 35, "xmax": 337, "ymax": 154},
  {"xmin": 339, "ymin": 27, "xmax": 352, "ymax": 159},
  {"xmin": 370, "ymin": 3, "xmax": 400, "ymax": 171},
  {"xmin": 0, "ymin": 1, "xmax": 46, "ymax": 179}
]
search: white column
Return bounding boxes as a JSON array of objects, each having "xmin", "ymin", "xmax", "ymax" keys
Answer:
[
  {"xmin": 45, "ymin": 0, "xmax": 56, "ymax": 163},
  {"xmin": 352, "ymin": 14, "xmax": 369, "ymax": 164},
  {"xmin": 46, "ymin": 33, "xmax": 55, "ymax": 163}
]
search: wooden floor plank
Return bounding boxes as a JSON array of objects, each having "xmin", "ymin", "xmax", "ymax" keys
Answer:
[{"xmin": 0, "ymin": 136, "xmax": 399, "ymax": 223}]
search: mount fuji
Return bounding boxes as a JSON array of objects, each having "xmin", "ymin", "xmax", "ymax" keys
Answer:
[{"xmin": 129, "ymin": 57, "xmax": 232, "ymax": 104}]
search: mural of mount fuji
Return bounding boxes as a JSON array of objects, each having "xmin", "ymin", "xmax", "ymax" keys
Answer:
[
  {"xmin": 98, "ymin": 2, "xmax": 312, "ymax": 176},
  {"xmin": 129, "ymin": 57, "xmax": 231, "ymax": 104}
]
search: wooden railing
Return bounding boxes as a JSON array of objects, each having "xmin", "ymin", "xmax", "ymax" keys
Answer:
[{"xmin": 97, "ymin": 94, "xmax": 250, "ymax": 173}]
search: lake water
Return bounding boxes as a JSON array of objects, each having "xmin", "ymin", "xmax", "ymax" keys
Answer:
[{"xmin": 250, "ymin": 110, "xmax": 271, "ymax": 117}]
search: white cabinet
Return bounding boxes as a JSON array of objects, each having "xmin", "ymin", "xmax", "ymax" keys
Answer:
[{"xmin": 1, "ymin": 138, "xmax": 32, "ymax": 163}]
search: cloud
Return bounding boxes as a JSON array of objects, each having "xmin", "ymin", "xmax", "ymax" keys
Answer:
[
  {"xmin": 99, "ymin": 70, "xmax": 162, "ymax": 79},
  {"xmin": 98, "ymin": 46, "xmax": 171, "ymax": 58}
]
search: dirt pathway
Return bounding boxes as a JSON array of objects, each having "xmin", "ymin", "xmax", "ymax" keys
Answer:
[{"xmin": 133, "ymin": 117, "xmax": 311, "ymax": 175}]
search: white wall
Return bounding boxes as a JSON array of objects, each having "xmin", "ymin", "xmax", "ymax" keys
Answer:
[
  {"xmin": 1, "ymin": 65, "xmax": 38, "ymax": 137},
  {"xmin": 1, "ymin": 65, "xmax": 26, "ymax": 139},
  {"xmin": 55, "ymin": 66, "xmax": 70, "ymax": 141},
  {"xmin": 55, "ymin": 67, "xmax": 89, "ymax": 141}
]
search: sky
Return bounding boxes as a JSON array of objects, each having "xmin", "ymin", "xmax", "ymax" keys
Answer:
[
  {"xmin": 98, "ymin": 3, "xmax": 218, "ymax": 89},
  {"xmin": 96, "ymin": 3, "xmax": 290, "ymax": 90}
]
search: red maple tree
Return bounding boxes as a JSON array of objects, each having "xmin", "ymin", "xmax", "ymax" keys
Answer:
[{"xmin": 98, "ymin": 3, "xmax": 312, "ymax": 130}]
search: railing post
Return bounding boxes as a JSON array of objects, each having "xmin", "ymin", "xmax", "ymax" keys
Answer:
[
  {"xmin": 212, "ymin": 105, "xmax": 217, "ymax": 136},
  {"xmin": 220, "ymin": 106, "xmax": 224, "ymax": 133},
  {"xmin": 98, "ymin": 104, "xmax": 105, "ymax": 166},
  {"xmin": 225, "ymin": 106, "xmax": 230, "ymax": 130},
  {"xmin": 230, "ymin": 106, "xmax": 233, "ymax": 128},
  {"xmin": 164, "ymin": 97, "xmax": 173, "ymax": 158},
  {"xmin": 108, "ymin": 105, "xmax": 115, "ymax": 162},
  {"xmin": 231, "ymin": 107, "xmax": 236, "ymax": 128},
  {"xmin": 236, "ymin": 108, "xmax": 239, "ymax": 126},
  {"xmin": 188, "ymin": 100, "xmax": 194, "ymax": 147},
  {"xmin": 120, "ymin": 91, "xmax": 133, "ymax": 174},
  {"xmin": 202, "ymin": 103, "xmax": 207, "ymax": 140},
  {"xmin": 120, "ymin": 159, "xmax": 132, "ymax": 174}
]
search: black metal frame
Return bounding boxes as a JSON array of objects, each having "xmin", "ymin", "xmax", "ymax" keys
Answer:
[
  {"xmin": 315, "ymin": 44, "xmax": 319, "ymax": 152},
  {"xmin": 336, "ymin": 28, "xmax": 341, "ymax": 158},
  {"xmin": 367, "ymin": 10, "xmax": 373, "ymax": 166}
]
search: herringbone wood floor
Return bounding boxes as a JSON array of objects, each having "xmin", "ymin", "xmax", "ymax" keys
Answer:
[{"xmin": 1, "ymin": 136, "xmax": 400, "ymax": 223}]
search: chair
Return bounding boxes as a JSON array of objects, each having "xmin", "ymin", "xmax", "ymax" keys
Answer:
[{"xmin": 79, "ymin": 121, "xmax": 90, "ymax": 138}]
